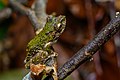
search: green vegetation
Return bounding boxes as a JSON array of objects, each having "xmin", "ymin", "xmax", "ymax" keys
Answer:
[{"xmin": 0, "ymin": 69, "xmax": 28, "ymax": 80}]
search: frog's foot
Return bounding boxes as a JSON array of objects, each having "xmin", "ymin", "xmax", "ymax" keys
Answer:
[
  {"xmin": 44, "ymin": 52, "xmax": 58, "ymax": 80},
  {"xmin": 52, "ymin": 63, "xmax": 58, "ymax": 80},
  {"xmin": 46, "ymin": 51, "xmax": 58, "ymax": 59},
  {"xmin": 45, "ymin": 64, "xmax": 58, "ymax": 80},
  {"xmin": 30, "ymin": 63, "xmax": 46, "ymax": 75}
]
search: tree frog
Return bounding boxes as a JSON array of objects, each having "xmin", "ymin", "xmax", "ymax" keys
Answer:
[{"xmin": 24, "ymin": 15, "xmax": 66, "ymax": 80}]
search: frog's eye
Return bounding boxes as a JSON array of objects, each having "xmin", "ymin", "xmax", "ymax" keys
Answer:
[
  {"xmin": 47, "ymin": 15, "xmax": 56, "ymax": 22},
  {"xmin": 57, "ymin": 23, "xmax": 61, "ymax": 28},
  {"xmin": 54, "ymin": 23, "xmax": 61, "ymax": 31}
]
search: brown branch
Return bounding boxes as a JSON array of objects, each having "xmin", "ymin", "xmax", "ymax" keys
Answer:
[
  {"xmin": 58, "ymin": 13, "xmax": 120, "ymax": 80},
  {"xmin": 9, "ymin": 0, "xmax": 41, "ymax": 31},
  {"xmin": 32, "ymin": 0, "xmax": 47, "ymax": 19},
  {"xmin": 31, "ymin": 0, "xmax": 47, "ymax": 34},
  {"xmin": 9, "ymin": 0, "xmax": 48, "ymax": 32}
]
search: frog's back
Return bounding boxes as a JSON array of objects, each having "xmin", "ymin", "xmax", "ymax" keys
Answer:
[
  {"xmin": 27, "ymin": 33, "xmax": 43, "ymax": 50},
  {"xmin": 25, "ymin": 22, "xmax": 54, "ymax": 64}
]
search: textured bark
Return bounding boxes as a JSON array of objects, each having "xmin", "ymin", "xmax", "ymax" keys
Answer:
[{"xmin": 58, "ymin": 14, "xmax": 120, "ymax": 80}]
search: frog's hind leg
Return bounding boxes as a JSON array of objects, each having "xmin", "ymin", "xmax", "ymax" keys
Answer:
[
  {"xmin": 52, "ymin": 63, "xmax": 58, "ymax": 80},
  {"xmin": 45, "ymin": 65, "xmax": 58, "ymax": 80},
  {"xmin": 50, "ymin": 52, "xmax": 58, "ymax": 80},
  {"xmin": 44, "ymin": 52, "xmax": 58, "ymax": 80}
]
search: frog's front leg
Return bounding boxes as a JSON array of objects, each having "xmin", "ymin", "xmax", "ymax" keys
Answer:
[
  {"xmin": 45, "ymin": 65, "xmax": 57, "ymax": 80},
  {"xmin": 52, "ymin": 52, "xmax": 58, "ymax": 80},
  {"xmin": 44, "ymin": 40, "xmax": 57, "ymax": 49}
]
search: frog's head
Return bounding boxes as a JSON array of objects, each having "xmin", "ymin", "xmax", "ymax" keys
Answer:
[
  {"xmin": 54, "ymin": 15, "xmax": 66, "ymax": 34},
  {"xmin": 45, "ymin": 15, "xmax": 66, "ymax": 40}
]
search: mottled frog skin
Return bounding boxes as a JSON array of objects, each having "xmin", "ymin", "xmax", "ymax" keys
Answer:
[{"xmin": 24, "ymin": 15, "xmax": 66, "ymax": 80}]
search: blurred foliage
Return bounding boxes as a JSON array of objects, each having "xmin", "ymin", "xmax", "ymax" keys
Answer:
[
  {"xmin": 0, "ymin": 0, "xmax": 8, "ymax": 10},
  {"xmin": 0, "ymin": 19, "xmax": 10, "ymax": 40},
  {"xmin": 0, "ymin": 69, "xmax": 28, "ymax": 80},
  {"xmin": 0, "ymin": 0, "xmax": 9, "ymax": 40},
  {"xmin": 0, "ymin": 2, "xmax": 5, "ymax": 10}
]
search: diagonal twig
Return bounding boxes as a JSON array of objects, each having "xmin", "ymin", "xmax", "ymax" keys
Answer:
[
  {"xmin": 9, "ymin": 0, "xmax": 39, "ymax": 31},
  {"xmin": 0, "ymin": 8, "xmax": 12, "ymax": 22},
  {"xmin": 58, "ymin": 13, "xmax": 120, "ymax": 80}
]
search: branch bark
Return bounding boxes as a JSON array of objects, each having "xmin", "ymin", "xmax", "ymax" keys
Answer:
[
  {"xmin": 0, "ymin": 8, "xmax": 12, "ymax": 22},
  {"xmin": 9, "ymin": 0, "xmax": 47, "ymax": 32},
  {"xmin": 58, "ymin": 13, "xmax": 120, "ymax": 80},
  {"xmin": 9, "ymin": 1, "xmax": 39, "ymax": 31}
]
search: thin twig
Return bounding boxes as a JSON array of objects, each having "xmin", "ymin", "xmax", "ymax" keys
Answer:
[
  {"xmin": 31, "ymin": 0, "xmax": 47, "ymax": 34},
  {"xmin": 0, "ymin": 8, "xmax": 12, "ymax": 22},
  {"xmin": 32, "ymin": 0, "xmax": 47, "ymax": 19},
  {"xmin": 58, "ymin": 13, "xmax": 120, "ymax": 80},
  {"xmin": 9, "ymin": 0, "xmax": 48, "ymax": 32},
  {"xmin": 9, "ymin": 0, "xmax": 40, "ymax": 31}
]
